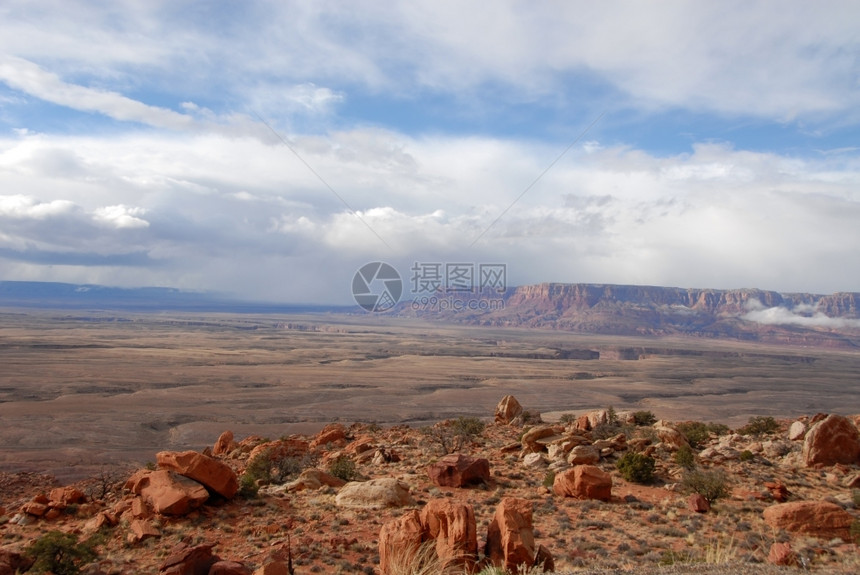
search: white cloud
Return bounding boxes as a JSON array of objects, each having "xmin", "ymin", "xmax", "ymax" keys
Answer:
[
  {"xmin": 93, "ymin": 205, "xmax": 149, "ymax": 229},
  {"xmin": 742, "ymin": 300, "xmax": 860, "ymax": 330},
  {"xmin": 0, "ymin": 194, "xmax": 77, "ymax": 219}
]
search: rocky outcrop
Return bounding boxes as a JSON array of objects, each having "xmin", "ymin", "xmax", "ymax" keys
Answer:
[
  {"xmin": 427, "ymin": 454, "xmax": 490, "ymax": 488},
  {"xmin": 335, "ymin": 478, "xmax": 413, "ymax": 509},
  {"xmin": 485, "ymin": 497, "xmax": 553, "ymax": 572},
  {"xmin": 802, "ymin": 414, "xmax": 860, "ymax": 466},
  {"xmin": 763, "ymin": 501, "xmax": 855, "ymax": 540},
  {"xmin": 157, "ymin": 451, "xmax": 239, "ymax": 499},
  {"xmin": 495, "ymin": 395, "xmax": 524, "ymax": 424},
  {"xmin": 552, "ymin": 465, "xmax": 612, "ymax": 501},
  {"xmin": 309, "ymin": 423, "xmax": 347, "ymax": 450},
  {"xmin": 378, "ymin": 510, "xmax": 424, "ymax": 575},
  {"xmin": 788, "ymin": 420, "xmax": 806, "ymax": 441},
  {"xmin": 768, "ymin": 542, "xmax": 796, "ymax": 566},
  {"xmin": 213, "ymin": 431, "xmax": 236, "ymax": 456},
  {"xmin": 420, "ymin": 499, "xmax": 478, "ymax": 571},
  {"xmin": 125, "ymin": 470, "xmax": 209, "ymax": 516},
  {"xmin": 210, "ymin": 561, "xmax": 252, "ymax": 575},
  {"xmin": 158, "ymin": 542, "xmax": 218, "ymax": 575},
  {"xmin": 281, "ymin": 468, "xmax": 346, "ymax": 492}
]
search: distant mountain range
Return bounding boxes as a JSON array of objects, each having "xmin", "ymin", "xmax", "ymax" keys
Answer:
[
  {"xmin": 2, "ymin": 280, "xmax": 859, "ymax": 348},
  {"xmin": 0, "ymin": 281, "xmax": 345, "ymax": 314},
  {"xmin": 396, "ymin": 283, "xmax": 860, "ymax": 348}
]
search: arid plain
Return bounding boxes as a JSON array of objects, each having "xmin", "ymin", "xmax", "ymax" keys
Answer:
[{"xmin": 1, "ymin": 309, "xmax": 859, "ymax": 481}]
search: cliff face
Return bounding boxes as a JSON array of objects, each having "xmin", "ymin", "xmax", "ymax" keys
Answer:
[{"xmin": 399, "ymin": 283, "xmax": 860, "ymax": 348}]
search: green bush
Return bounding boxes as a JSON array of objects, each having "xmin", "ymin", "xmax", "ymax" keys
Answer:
[
  {"xmin": 559, "ymin": 413, "xmax": 577, "ymax": 425},
  {"xmin": 25, "ymin": 531, "xmax": 97, "ymax": 575},
  {"xmin": 737, "ymin": 416, "xmax": 780, "ymax": 436},
  {"xmin": 452, "ymin": 416, "xmax": 485, "ymax": 438},
  {"xmin": 706, "ymin": 422, "xmax": 730, "ymax": 436},
  {"xmin": 739, "ymin": 449, "xmax": 754, "ymax": 462},
  {"xmin": 632, "ymin": 411, "xmax": 656, "ymax": 426},
  {"xmin": 423, "ymin": 416, "xmax": 487, "ymax": 454},
  {"xmin": 681, "ymin": 468, "xmax": 730, "ymax": 504},
  {"xmin": 674, "ymin": 444, "xmax": 696, "ymax": 470},
  {"xmin": 328, "ymin": 455, "xmax": 359, "ymax": 482},
  {"xmin": 851, "ymin": 519, "xmax": 860, "ymax": 544},
  {"xmin": 542, "ymin": 470, "xmax": 556, "ymax": 489},
  {"xmin": 616, "ymin": 452, "xmax": 656, "ymax": 483},
  {"xmin": 676, "ymin": 421, "xmax": 710, "ymax": 449},
  {"xmin": 238, "ymin": 473, "xmax": 259, "ymax": 498}
]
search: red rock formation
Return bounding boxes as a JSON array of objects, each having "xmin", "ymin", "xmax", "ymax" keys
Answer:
[
  {"xmin": 213, "ymin": 430, "xmax": 235, "ymax": 456},
  {"xmin": 427, "ymin": 454, "xmax": 490, "ymax": 488},
  {"xmin": 552, "ymin": 465, "xmax": 612, "ymax": 501},
  {"xmin": 158, "ymin": 542, "xmax": 218, "ymax": 575},
  {"xmin": 763, "ymin": 501, "xmax": 854, "ymax": 540},
  {"xmin": 802, "ymin": 414, "xmax": 860, "ymax": 467},
  {"xmin": 485, "ymin": 497, "xmax": 551, "ymax": 572},
  {"xmin": 309, "ymin": 423, "xmax": 347, "ymax": 450},
  {"xmin": 125, "ymin": 469, "xmax": 209, "ymax": 516},
  {"xmin": 420, "ymin": 499, "xmax": 478, "ymax": 571},
  {"xmin": 768, "ymin": 542, "xmax": 796, "ymax": 566},
  {"xmin": 378, "ymin": 510, "xmax": 424, "ymax": 575},
  {"xmin": 157, "ymin": 450, "xmax": 239, "ymax": 499},
  {"xmin": 495, "ymin": 395, "xmax": 523, "ymax": 424}
]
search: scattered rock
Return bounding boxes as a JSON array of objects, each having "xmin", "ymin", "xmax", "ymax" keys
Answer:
[
  {"xmin": 128, "ymin": 519, "xmax": 161, "ymax": 543},
  {"xmin": 125, "ymin": 469, "xmax": 209, "ymax": 516},
  {"xmin": 763, "ymin": 481, "xmax": 789, "ymax": 502},
  {"xmin": 767, "ymin": 542, "xmax": 796, "ymax": 566},
  {"xmin": 282, "ymin": 468, "xmax": 346, "ymax": 492},
  {"xmin": 485, "ymin": 497, "xmax": 552, "ymax": 572},
  {"xmin": 567, "ymin": 445, "xmax": 600, "ymax": 465},
  {"xmin": 49, "ymin": 486, "xmax": 87, "ymax": 506},
  {"xmin": 213, "ymin": 431, "xmax": 236, "ymax": 456},
  {"xmin": 654, "ymin": 425, "xmax": 690, "ymax": 451},
  {"xmin": 762, "ymin": 500, "xmax": 855, "ymax": 540},
  {"xmin": 802, "ymin": 414, "xmax": 860, "ymax": 466},
  {"xmin": 788, "ymin": 420, "xmax": 806, "ymax": 441},
  {"xmin": 309, "ymin": 423, "xmax": 347, "ymax": 450},
  {"xmin": 552, "ymin": 465, "xmax": 612, "ymax": 501},
  {"xmin": 522, "ymin": 453, "xmax": 546, "ymax": 468},
  {"xmin": 335, "ymin": 478, "xmax": 413, "ymax": 509},
  {"xmin": 687, "ymin": 493, "xmax": 710, "ymax": 513},
  {"xmin": 210, "ymin": 561, "xmax": 252, "ymax": 575},
  {"xmin": 157, "ymin": 451, "xmax": 239, "ymax": 499},
  {"xmin": 520, "ymin": 425, "xmax": 557, "ymax": 453},
  {"xmin": 427, "ymin": 454, "xmax": 490, "ymax": 488},
  {"xmin": 158, "ymin": 542, "xmax": 218, "ymax": 575},
  {"xmin": 420, "ymin": 499, "xmax": 478, "ymax": 572},
  {"xmin": 252, "ymin": 561, "xmax": 290, "ymax": 575},
  {"xmin": 495, "ymin": 395, "xmax": 523, "ymax": 424},
  {"xmin": 378, "ymin": 510, "xmax": 424, "ymax": 575}
]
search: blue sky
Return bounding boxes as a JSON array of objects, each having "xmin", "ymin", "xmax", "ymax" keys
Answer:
[{"xmin": 1, "ymin": 1, "xmax": 859, "ymax": 304}]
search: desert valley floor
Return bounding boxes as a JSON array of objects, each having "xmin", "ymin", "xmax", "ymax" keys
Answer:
[{"xmin": 1, "ymin": 309, "xmax": 859, "ymax": 481}]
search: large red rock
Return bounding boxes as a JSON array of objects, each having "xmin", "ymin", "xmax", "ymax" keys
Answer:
[
  {"xmin": 210, "ymin": 561, "xmax": 252, "ymax": 575},
  {"xmin": 427, "ymin": 454, "xmax": 490, "ymax": 488},
  {"xmin": 763, "ymin": 501, "xmax": 855, "ymax": 540},
  {"xmin": 552, "ymin": 465, "xmax": 612, "ymax": 501},
  {"xmin": 157, "ymin": 451, "xmax": 239, "ymax": 499},
  {"xmin": 158, "ymin": 542, "xmax": 218, "ymax": 575},
  {"xmin": 520, "ymin": 425, "xmax": 558, "ymax": 453},
  {"xmin": 420, "ymin": 499, "xmax": 478, "ymax": 571},
  {"xmin": 212, "ymin": 430, "xmax": 236, "ymax": 456},
  {"xmin": 129, "ymin": 518, "xmax": 160, "ymax": 543},
  {"xmin": 309, "ymin": 423, "xmax": 347, "ymax": 450},
  {"xmin": 125, "ymin": 469, "xmax": 209, "ymax": 516},
  {"xmin": 495, "ymin": 395, "xmax": 523, "ymax": 424},
  {"xmin": 485, "ymin": 497, "xmax": 551, "ymax": 572},
  {"xmin": 378, "ymin": 509, "xmax": 425, "ymax": 575},
  {"xmin": 49, "ymin": 486, "xmax": 87, "ymax": 506},
  {"xmin": 768, "ymin": 542, "xmax": 796, "ymax": 566},
  {"xmin": 802, "ymin": 414, "xmax": 860, "ymax": 467}
]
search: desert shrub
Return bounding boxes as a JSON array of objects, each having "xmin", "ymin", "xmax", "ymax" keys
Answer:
[
  {"xmin": 738, "ymin": 449, "xmax": 754, "ymax": 462},
  {"xmin": 452, "ymin": 416, "xmax": 485, "ymax": 438},
  {"xmin": 328, "ymin": 455, "xmax": 359, "ymax": 482},
  {"xmin": 606, "ymin": 405, "xmax": 618, "ymax": 424},
  {"xmin": 382, "ymin": 541, "xmax": 459, "ymax": 575},
  {"xmin": 422, "ymin": 416, "xmax": 486, "ymax": 454},
  {"xmin": 706, "ymin": 422, "xmax": 730, "ymax": 436},
  {"xmin": 681, "ymin": 468, "xmax": 730, "ymax": 504},
  {"xmin": 737, "ymin": 416, "xmax": 780, "ymax": 436},
  {"xmin": 676, "ymin": 421, "xmax": 710, "ymax": 449},
  {"xmin": 542, "ymin": 470, "xmax": 556, "ymax": 488},
  {"xmin": 559, "ymin": 413, "xmax": 576, "ymax": 425},
  {"xmin": 674, "ymin": 444, "xmax": 696, "ymax": 470},
  {"xmin": 521, "ymin": 410, "xmax": 542, "ymax": 424},
  {"xmin": 244, "ymin": 447, "xmax": 274, "ymax": 484},
  {"xmin": 853, "ymin": 489, "xmax": 860, "ymax": 507},
  {"xmin": 851, "ymin": 519, "xmax": 860, "ymax": 544},
  {"xmin": 632, "ymin": 410, "xmax": 656, "ymax": 426},
  {"xmin": 616, "ymin": 452, "xmax": 656, "ymax": 483},
  {"xmin": 238, "ymin": 473, "xmax": 259, "ymax": 498},
  {"xmin": 25, "ymin": 531, "xmax": 97, "ymax": 575},
  {"xmin": 272, "ymin": 453, "xmax": 318, "ymax": 484}
]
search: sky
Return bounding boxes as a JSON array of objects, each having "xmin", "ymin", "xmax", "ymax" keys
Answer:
[{"xmin": 0, "ymin": 1, "xmax": 859, "ymax": 305}]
